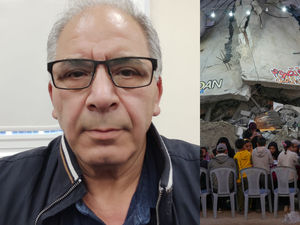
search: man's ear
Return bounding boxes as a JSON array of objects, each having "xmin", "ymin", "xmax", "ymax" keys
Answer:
[
  {"xmin": 48, "ymin": 82, "xmax": 58, "ymax": 120},
  {"xmin": 153, "ymin": 77, "xmax": 163, "ymax": 117}
]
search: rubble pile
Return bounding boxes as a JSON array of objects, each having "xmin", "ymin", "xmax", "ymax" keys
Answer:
[{"xmin": 201, "ymin": 96, "xmax": 300, "ymax": 152}]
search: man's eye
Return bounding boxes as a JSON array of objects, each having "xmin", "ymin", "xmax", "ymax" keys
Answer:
[
  {"xmin": 115, "ymin": 68, "xmax": 143, "ymax": 77},
  {"xmin": 58, "ymin": 70, "xmax": 88, "ymax": 80}
]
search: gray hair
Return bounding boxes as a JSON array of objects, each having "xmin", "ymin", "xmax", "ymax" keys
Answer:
[{"xmin": 47, "ymin": 0, "xmax": 162, "ymax": 78}]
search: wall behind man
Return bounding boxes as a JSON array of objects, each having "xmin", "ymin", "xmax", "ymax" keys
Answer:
[
  {"xmin": 0, "ymin": 0, "xmax": 199, "ymax": 145},
  {"xmin": 151, "ymin": 0, "xmax": 200, "ymax": 145}
]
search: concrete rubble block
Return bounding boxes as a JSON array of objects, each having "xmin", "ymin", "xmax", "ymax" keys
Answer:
[
  {"xmin": 260, "ymin": 107, "xmax": 269, "ymax": 113},
  {"xmin": 266, "ymin": 0, "xmax": 279, "ymax": 3},
  {"xmin": 232, "ymin": 102, "xmax": 252, "ymax": 120},
  {"xmin": 238, "ymin": 117, "xmax": 250, "ymax": 127},
  {"xmin": 290, "ymin": 131, "xmax": 298, "ymax": 139},
  {"xmin": 273, "ymin": 102, "xmax": 283, "ymax": 112},
  {"xmin": 269, "ymin": 133, "xmax": 275, "ymax": 140},
  {"xmin": 279, "ymin": 110, "xmax": 297, "ymax": 124},
  {"xmin": 251, "ymin": 106, "xmax": 261, "ymax": 115},
  {"xmin": 251, "ymin": 0, "xmax": 262, "ymax": 15},
  {"xmin": 286, "ymin": 119, "xmax": 296, "ymax": 129},
  {"xmin": 235, "ymin": 0, "xmax": 252, "ymax": 32},
  {"xmin": 279, "ymin": 109, "xmax": 297, "ymax": 117},
  {"xmin": 295, "ymin": 117, "xmax": 300, "ymax": 127},
  {"xmin": 262, "ymin": 131, "xmax": 275, "ymax": 140},
  {"xmin": 200, "ymin": 121, "xmax": 237, "ymax": 153},
  {"xmin": 240, "ymin": 110, "xmax": 251, "ymax": 117},
  {"xmin": 282, "ymin": 125, "xmax": 289, "ymax": 135},
  {"xmin": 262, "ymin": 132, "xmax": 271, "ymax": 139},
  {"xmin": 283, "ymin": 104, "xmax": 300, "ymax": 116},
  {"xmin": 236, "ymin": 126, "xmax": 245, "ymax": 138}
]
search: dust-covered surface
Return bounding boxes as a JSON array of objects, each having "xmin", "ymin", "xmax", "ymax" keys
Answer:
[
  {"xmin": 200, "ymin": 120, "xmax": 237, "ymax": 152},
  {"xmin": 201, "ymin": 210, "xmax": 291, "ymax": 225}
]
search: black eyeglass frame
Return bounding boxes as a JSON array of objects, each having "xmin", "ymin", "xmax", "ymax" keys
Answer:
[{"xmin": 47, "ymin": 56, "xmax": 158, "ymax": 90}]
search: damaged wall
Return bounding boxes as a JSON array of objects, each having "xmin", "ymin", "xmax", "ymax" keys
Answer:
[
  {"xmin": 201, "ymin": 0, "xmax": 300, "ymax": 104},
  {"xmin": 200, "ymin": 5, "xmax": 251, "ymax": 103}
]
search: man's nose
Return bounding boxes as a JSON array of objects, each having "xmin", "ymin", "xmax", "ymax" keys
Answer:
[{"xmin": 85, "ymin": 65, "xmax": 119, "ymax": 112}]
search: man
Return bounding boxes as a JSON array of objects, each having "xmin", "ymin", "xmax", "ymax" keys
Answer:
[
  {"xmin": 0, "ymin": 1, "xmax": 200, "ymax": 225},
  {"xmin": 208, "ymin": 143, "xmax": 236, "ymax": 211},
  {"xmin": 208, "ymin": 143, "xmax": 236, "ymax": 192}
]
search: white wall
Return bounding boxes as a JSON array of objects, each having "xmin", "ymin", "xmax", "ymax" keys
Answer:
[
  {"xmin": 150, "ymin": 0, "xmax": 200, "ymax": 144},
  {"xmin": 0, "ymin": 0, "xmax": 66, "ymax": 127},
  {"xmin": 0, "ymin": 0, "xmax": 199, "ymax": 149}
]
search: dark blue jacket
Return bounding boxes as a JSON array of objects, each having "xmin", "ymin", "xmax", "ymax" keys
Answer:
[{"xmin": 0, "ymin": 124, "xmax": 200, "ymax": 225}]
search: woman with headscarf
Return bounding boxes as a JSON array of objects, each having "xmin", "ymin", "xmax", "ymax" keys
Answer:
[{"xmin": 213, "ymin": 137, "xmax": 235, "ymax": 158}]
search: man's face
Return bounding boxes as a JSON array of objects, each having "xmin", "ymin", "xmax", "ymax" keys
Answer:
[{"xmin": 48, "ymin": 6, "xmax": 162, "ymax": 167}]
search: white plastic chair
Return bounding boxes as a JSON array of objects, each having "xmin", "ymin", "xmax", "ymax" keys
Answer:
[
  {"xmin": 240, "ymin": 167, "xmax": 272, "ymax": 219},
  {"xmin": 271, "ymin": 166, "xmax": 299, "ymax": 217},
  {"xmin": 209, "ymin": 167, "xmax": 237, "ymax": 218},
  {"xmin": 200, "ymin": 167, "xmax": 210, "ymax": 217}
]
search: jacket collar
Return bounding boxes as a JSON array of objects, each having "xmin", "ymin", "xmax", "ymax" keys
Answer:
[
  {"xmin": 60, "ymin": 135, "xmax": 81, "ymax": 183},
  {"xmin": 59, "ymin": 123, "xmax": 173, "ymax": 191}
]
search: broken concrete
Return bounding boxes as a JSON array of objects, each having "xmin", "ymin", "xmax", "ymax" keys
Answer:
[
  {"xmin": 200, "ymin": 1, "xmax": 300, "ymax": 151},
  {"xmin": 201, "ymin": 0, "xmax": 300, "ymax": 104},
  {"xmin": 201, "ymin": 96, "xmax": 300, "ymax": 152},
  {"xmin": 200, "ymin": 6, "xmax": 251, "ymax": 103}
]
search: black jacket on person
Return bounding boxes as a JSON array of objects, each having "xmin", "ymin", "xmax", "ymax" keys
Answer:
[{"xmin": 0, "ymin": 124, "xmax": 200, "ymax": 225}]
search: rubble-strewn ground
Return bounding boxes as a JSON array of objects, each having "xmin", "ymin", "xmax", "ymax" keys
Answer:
[
  {"xmin": 201, "ymin": 89, "xmax": 300, "ymax": 152},
  {"xmin": 201, "ymin": 209, "xmax": 290, "ymax": 225}
]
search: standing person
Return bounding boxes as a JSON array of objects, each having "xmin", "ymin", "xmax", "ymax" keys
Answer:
[
  {"xmin": 278, "ymin": 140, "xmax": 299, "ymax": 170},
  {"xmin": 0, "ymin": 1, "xmax": 200, "ymax": 224},
  {"xmin": 291, "ymin": 139, "xmax": 300, "ymax": 197},
  {"xmin": 213, "ymin": 137, "xmax": 235, "ymax": 158},
  {"xmin": 268, "ymin": 141, "xmax": 280, "ymax": 161},
  {"xmin": 243, "ymin": 122, "xmax": 261, "ymax": 149},
  {"xmin": 234, "ymin": 138, "xmax": 252, "ymax": 212},
  {"xmin": 278, "ymin": 140, "xmax": 300, "ymax": 212}
]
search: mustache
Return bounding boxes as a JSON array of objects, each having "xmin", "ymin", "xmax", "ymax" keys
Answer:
[{"xmin": 79, "ymin": 115, "xmax": 131, "ymax": 131}]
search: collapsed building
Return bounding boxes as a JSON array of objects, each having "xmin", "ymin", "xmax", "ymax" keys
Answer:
[{"xmin": 200, "ymin": 0, "xmax": 300, "ymax": 151}]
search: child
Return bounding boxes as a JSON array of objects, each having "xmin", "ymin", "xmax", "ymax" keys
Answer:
[
  {"xmin": 200, "ymin": 146, "xmax": 211, "ymax": 161},
  {"xmin": 243, "ymin": 138, "xmax": 253, "ymax": 153},
  {"xmin": 252, "ymin": 137, "xmax": 273, "ymax": 173},
  {"xmin": 234, "ymin": 138, "xmax": 252, "ymax": 212}
]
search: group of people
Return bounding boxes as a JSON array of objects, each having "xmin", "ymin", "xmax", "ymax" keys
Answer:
[{"xmin": 200, "ymin": 122, "xmax": 300, "ymax": 213}]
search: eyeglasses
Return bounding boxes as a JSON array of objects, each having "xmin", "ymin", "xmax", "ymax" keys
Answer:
[{"xmin": 47, "ymin": 56, "xmax": 157, "ymax": 90}]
